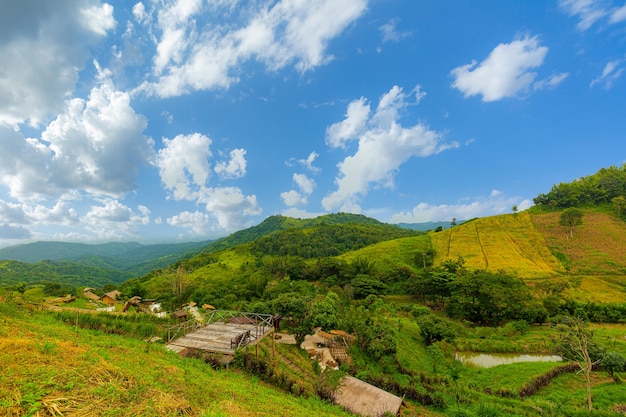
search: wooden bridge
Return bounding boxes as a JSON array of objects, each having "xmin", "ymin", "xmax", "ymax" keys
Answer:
[{"xmin": 166, "ymin": 310, "xmax": 274, "ymax": 356}]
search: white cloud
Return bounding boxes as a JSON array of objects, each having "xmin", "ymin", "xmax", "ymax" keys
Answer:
[
  {"xmin": 155, "ymin": 133, "xmax": 260, "ymax": 233},
  {"xmin": 559, "ymin": 0, "xmax": 607, "ymax": 30},
  {"xmin": 138, "ymin": 0, "xmax": 367, "ymax": 97},
  {"xmin": 281, "ymin": 173, "xmax": 316, "ymax": 207},
  {"xmin": 197, "ymin": 187, "xmax": 261, "ymax": 231},
  {"xmin": 590, "ymin": 60, "xmax": 624, "ymax": 88},
  {"xmin": 28, "ymin": 202, "xmax": 79, "ymax": 226},
  {"xmin": 84, "ymin": 199, "xmax": 150, "ymax": 237},
  {"xmin": 0, "ymin": 200, "xmax": 29, "ymax": 225},
  {"xmin": 326, "ymin": 98, "xmax": 370, "ymax": 148},
  {"xmin": 533, "ymin": 72, "xmax": 569, "ymax": 90},
  {"xmin": 451, "ymin": 36, "xmax": 549, "ymax": 102},
  {"xmin": 294, "ymin": 173, "xmax": 315, "ymax": 195},
  {"xmin": 389, "ymin": 190, "xmax": 533, "ymax": 223},
  {"xmin": 156, "ymin": 133, "xmax": 213, "ymax": 200},
  {"xmin": 81, "ymin": 3, "xmax": 116, "ymax": 36},
  {"xmin": 610, "ymin": 3, "xmax": 626, "ymax": 23},
  {"xmin": 132, "ymin": 2, "xmax": 148, "ymax": 24},
  {"xmin": 322, "ymin": 85, "xmax": 458, "ymax": 212},
  {"xmin": 300, "ymin": 151, "xmax": 321, "ymax": 172},
  {"xmin": 379, "ymin": 19, "xmax": 411, "ymax": 43},
  {"xmin": 167, "ymin": 210, "xmax": 212, "ymax": 235},
  {"xmin": 0, "ymin": 77, "xmax": 153, "ymax": 202},
  {"xmin": 0, "ymin": 1, "xmax": 116, "ymax": 127},
  {"xmin": 215, "ymin": 148, "xmax": 247, "ymax": 179},
  {"xmin": 281, "ymin": 190, "xmax": 307, "ymax": 207}
]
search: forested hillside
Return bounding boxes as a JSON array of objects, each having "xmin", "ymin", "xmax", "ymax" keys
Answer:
[{"xmin": 0, "ymin": 259, "xmax": 132, "ymax": 288}]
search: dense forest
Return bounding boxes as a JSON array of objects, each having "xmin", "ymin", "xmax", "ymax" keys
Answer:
[{"xmin": 534, "ymin": 163, "xmax": 626, "ymax": 210}]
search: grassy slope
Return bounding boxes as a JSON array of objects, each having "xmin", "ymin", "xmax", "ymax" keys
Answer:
[
  {"xmin": 0, "ymin": 303, "xmax": 350, "ymax": 417},
  {"xmin": 429, "ymin": 212, "xmax": 563, "ymax": 279}
]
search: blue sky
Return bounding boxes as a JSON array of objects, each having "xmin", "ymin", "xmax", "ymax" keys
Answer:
[{"xmin": 0, "ymin": 0, "xmax": 625, "ymax": 245}]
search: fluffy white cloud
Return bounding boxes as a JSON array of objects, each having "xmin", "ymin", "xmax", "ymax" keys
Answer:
[
  {"xmin": 281, "ymin": 173, "xmax": 316, "ymax": 207},
  {"xmin": 197, "ymin": 187, "xmax": 261, "ymax": 231},
  {"xmin": 389, "ymin": 190, "xmax": 533, "ymax": 223},
  {"xmin": 215, "ymin": 148, "xmax": 247, "ymax": 179},
  {"xmin": 0, "ymin": 200, "xmax": 29, "ymax": 225},
  {"xmin": 156, "ymin": 133, "xmax": 260, "ymax": 233},
  {"xmin": 451, "ymin": 36, "xmax": 551, "ymax": 102},
  {"xmin": 281, "ymin": 190, "xmax": 307, "ymax": 207},
  {"xmin": 167, "ymin": 210, "xmax": 212, "ymax": 235},
  {"xmin": 156, "ymin": 133, "xmax": 213, "ymax": 200},
  {"xmin": 0, "ymin": 78, "xmax": 153, "ymax": 202},
  {"xmin": 590, "ymin": 60, "xmax": 624, "ymax": 88},
  {"xmin": 28, "ymin": 202, "xmax": 79, "ymax": 226},
  {"xmin": 322, "ymin": 85, "xmax": 458, "ymax": 212},
  {"xmin": 138, "ymin": 0, "xmax": 367, "ymax": 97},
  {"xmin": 84, "ymin": 199, "xmax": 150, "ymax": 237},
  {"xmin": 81, "ymin": 3, "xmax": 116, "ymax": 36},
  {"xmin": 0, "ymin": 1, "xmax": 116, "ymax": 126}
]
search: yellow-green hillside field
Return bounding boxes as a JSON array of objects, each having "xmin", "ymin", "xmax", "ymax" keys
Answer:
[
  {"xmin": 430, "ymin": 212, "xmax": 562, "ymax": 278},
  {"xmin": 338, "ymin": 234, "xmax": 431, "ymax": 270}
]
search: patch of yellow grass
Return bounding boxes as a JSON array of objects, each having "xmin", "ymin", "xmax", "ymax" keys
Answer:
[
  {"xmin": 566, "ymin": 276, "xmax": 626, "ymax": 303},
  {"xmin": 431, "ymin": 212, "xmax": 561, "ymax": 278}
]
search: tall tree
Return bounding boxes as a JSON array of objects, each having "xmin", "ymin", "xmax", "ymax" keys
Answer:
[{"xmin": 559, "ymin": 208, "xmax": 584, "ymax": 237}]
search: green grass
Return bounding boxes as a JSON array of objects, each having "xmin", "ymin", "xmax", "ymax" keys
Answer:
[{"xmin": 0, "ymin": 302, "xmax": 352, "ymax": 417}]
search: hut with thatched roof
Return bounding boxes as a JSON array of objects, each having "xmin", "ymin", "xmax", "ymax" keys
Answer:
[{"xmin": 334, "ymin": 375, "xmax": 402, "ymax": 417}]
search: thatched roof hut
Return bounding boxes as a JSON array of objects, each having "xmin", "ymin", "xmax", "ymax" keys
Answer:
[{"xmin": 334, "ymin": 375, "xmax": 402, "ymax": 417}]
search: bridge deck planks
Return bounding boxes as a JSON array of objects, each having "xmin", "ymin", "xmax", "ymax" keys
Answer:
[{"xmin": 167, "ymin": 321, "xmax": 272, "ymax": 355}]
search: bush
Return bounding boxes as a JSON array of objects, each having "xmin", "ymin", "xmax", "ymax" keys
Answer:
[
  {"xmin": 410, "ymin": 304, "xmax": 431, "ymax": 318},
  {"xmin": 416, "ymin": 314, "xmax": 457, "ymax": 345}
]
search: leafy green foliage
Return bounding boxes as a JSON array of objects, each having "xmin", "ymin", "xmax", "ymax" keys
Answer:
[
  {"xmin": 0, "ymin": 259, "xmax": 133, "ymax": 288},
  {"xmin": 534, "ymin": 164, "xmax": 626, "ymax": 209},
  {"xmin": 249, "ymin": 223, "xmax": 418, "ymax": 259}
]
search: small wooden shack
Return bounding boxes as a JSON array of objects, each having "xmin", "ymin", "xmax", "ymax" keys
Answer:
[{"xmin": 101, "ymin": 290, "xmax": 121, "ymax": 305}]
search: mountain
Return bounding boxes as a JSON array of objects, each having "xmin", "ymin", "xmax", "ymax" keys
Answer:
[
  {"xmin": 200, "ymin": 212, "xmax": 396, "ymax": 253},
  {"xmin": 0, "ymin": 259, "xmax": 134, "ymax": 288},
  {"xmin": 0, "ymin": 240, "xmax": 212, "ymax": 275}
]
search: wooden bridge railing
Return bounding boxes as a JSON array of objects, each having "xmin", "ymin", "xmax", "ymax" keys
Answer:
[
  {"xmin": 167, "ymin": 309, "xmax": 275, "ymax": 344},
  {"xmin": 167, "ymin": 318, "xmax": 204, "ymax": 342}
]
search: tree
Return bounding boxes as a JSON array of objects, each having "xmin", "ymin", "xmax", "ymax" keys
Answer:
[
  {"xmin": 350, "ymin": 274, "xmax": 387, "ymax": 299},
  {"xmin": 612, "ymin": 195, "xmax": 626, "ymax": 218},
  {"xmin": 555, "ymin": 316, "xmax": 600, "ymax": 410},
  {"xmin": 512, "ymin": 205, "xmax": 518, "ymax": 214},
  {"xmin": 559, "ymin": 208, "xmax": 584, "ymax": 237},
  {"xmin": 451, "ymin": 218, "xmax": 457, "ymax": 226},
  {"xmin": 601, "ymin": 351, "xmax": 626, "ymax": 383}
]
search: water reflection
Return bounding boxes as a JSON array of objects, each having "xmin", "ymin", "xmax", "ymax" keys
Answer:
[{"xmin": 455, "ymin": 352, "xmax": 562, "ymax": 368}]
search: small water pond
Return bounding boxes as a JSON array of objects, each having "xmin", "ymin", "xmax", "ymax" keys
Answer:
[{"xmin": 455, "ymin": 352, "xmax": 563, "ymax": 368}]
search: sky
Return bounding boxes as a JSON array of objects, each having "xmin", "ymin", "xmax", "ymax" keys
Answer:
[{"xmin": 0, "ymin": 0, "xmax": 625, "ymax": 246}]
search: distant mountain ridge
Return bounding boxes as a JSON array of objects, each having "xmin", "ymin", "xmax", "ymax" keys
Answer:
[{"xmin": 0, "ymin": 240, "xmax": 212, "ymax": 276}]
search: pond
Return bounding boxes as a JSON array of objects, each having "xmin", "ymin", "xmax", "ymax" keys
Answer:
[{"xmin": 455, "ymin": 352, "xmax": 563, "ymax": 368}]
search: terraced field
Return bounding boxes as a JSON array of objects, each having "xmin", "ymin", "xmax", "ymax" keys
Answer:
[{"xmin": 430, "ymin": 212, "xmax": 562, "ymax": 278}]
